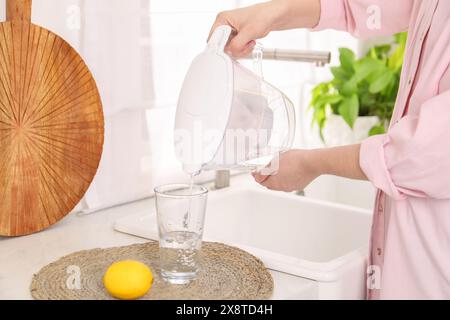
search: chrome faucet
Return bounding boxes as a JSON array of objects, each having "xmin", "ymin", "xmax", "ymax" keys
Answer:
[
  {"xmin": 214, "ymin": 49, "xmax": 332, "ymax": 189},
  {"xmin": 254, "ymin": 48, "xmax": 331, "ymax": 67}
]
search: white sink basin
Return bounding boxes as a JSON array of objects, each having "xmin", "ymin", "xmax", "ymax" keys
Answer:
[{"xmin": 115, "ymin": 182, "xmax": 372, "ymax": 299}]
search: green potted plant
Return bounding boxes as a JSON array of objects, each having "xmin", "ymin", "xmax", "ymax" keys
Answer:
[{"xmin": 310, "ymin": 33, "xmax": 407, "ymax": 145}]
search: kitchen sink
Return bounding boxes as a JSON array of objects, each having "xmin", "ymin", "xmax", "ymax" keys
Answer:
[{"xmin": 114, "ymin": 182, "xmax": 372, "ymax": 299}]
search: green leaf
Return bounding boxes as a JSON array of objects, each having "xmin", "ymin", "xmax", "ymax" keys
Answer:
[
  {"xmin": 310, "ymin": 82, "xmax": 331, "ymax": 107},
  {"xmin": 388, "ymin": 43, "xmax": 406, "ymax": 70},
  {"xmin": 311, "ymin": 105, "xmax": 327, "ymax": 132},
  {"xmin": 329, "ymin": 99, "xmax": 341, "ymax": 115},
  {"xmin": 341, "ymin": 76, "xmax": 358, "ymax": 96},
  {"xmin": 338, "ymin": 94, "xmax": 359, "ymax": 128},
  {"xmin": 339, "ymin": 48, "xmax": 356, "ymax": 73},
  {"xmin": 312, "ymin": 106, "xmax": 325, "ymax": 123},
  {"xmin": 369, "ymin": 125, "xmax": 386, "ymax": 136},
  {"xmin": 315, "ymin": 93, "xmax": 343, "ymax": 107},
  {"xmin": 354, "ymin": 57, "xmax": 384, "ymax": 82},
  {"xmin": 371, "ymin": 44, "xmax": 392, "ymax": 60},
  {"xmin": 369, "ymin": 70, "xmax": 395, "ymax": 93},
  {"xmin": 360, "ymin": 92, "xmax": 377, "ymax": 112},
  {"xmin": 365, "ymin": 67, "xmax": 386, "ymax": 84},
  {"xmin": 312, "ymin": 83, "xmax": 329, "ymax": 96},
  {"xmin": 330, "ymin": 66, "xmax": 350, "ymax": 81},
  {"xmin": 394, "ymin": 32, "xmax": 408, "ymax": 45},
  {"xmin": 389, "ymin": 32, "xmax": 407, "ymax": 70}
]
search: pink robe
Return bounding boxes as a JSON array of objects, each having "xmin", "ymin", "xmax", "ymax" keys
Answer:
[{"xmin": 314, "ymin": 0, "xmax": 450, "ymax": 299}]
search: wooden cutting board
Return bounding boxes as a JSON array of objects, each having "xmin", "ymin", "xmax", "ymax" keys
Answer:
[{"xmin": 0, "ymin": 0, "xmax": 104, "ymax": 236}]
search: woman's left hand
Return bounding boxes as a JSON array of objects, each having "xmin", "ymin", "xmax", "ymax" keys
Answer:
[
  {"xmin": 252, "ymin": 145, "xmax": 367, "ymax": 192},
  {"xmin": 252, "ymin": 149, "xmax": 319, "ymax": 192}
]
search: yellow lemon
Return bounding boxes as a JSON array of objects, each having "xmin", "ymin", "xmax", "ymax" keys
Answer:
[{"xmin": 103, "ymin": 260, "xmax": 153, "ymax": 300}]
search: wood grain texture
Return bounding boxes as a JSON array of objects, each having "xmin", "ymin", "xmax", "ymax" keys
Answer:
[
  {"xmin": 0, "ymin": 1, "xmax": 104, "ymax": 236},
  {"xmin": 7, "ymin": 0, "xmax": 32, "ymax": 22}
]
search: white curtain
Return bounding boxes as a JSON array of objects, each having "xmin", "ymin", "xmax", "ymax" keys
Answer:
[{"xmin": 76, "ymin": 0, "xmax": 229, "ymax": 212}]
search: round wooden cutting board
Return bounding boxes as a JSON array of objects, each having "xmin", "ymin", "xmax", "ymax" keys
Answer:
[{"xmin": 0, "ymin": 0, "xmax": 104, "ymax": 236}]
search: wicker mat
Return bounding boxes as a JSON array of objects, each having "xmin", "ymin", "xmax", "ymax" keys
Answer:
[{"xmin": 31, "ymin": 241, "xmax": 273, "ymax": 300}]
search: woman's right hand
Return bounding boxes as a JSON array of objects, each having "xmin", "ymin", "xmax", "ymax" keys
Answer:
[
  {"xmin": 208, "ymin": 2, "xmax": 281, "ymax": 57},
  {"xmin": 208, "ymin": 0, "xmax": 321, "ymax": 57}
]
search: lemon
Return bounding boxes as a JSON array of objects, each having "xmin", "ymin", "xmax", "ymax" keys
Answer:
[{"xmin": 103, "ymin": 260, "xmax": 153, "ymax": 300}]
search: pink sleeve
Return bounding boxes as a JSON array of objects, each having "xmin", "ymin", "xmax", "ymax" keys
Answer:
[
  {"xmin": 313, "ymin": 0, "xmax": 413, "ymax": 38},
  {"xmin": 360, "ymin": 91, "xmax": 450, "ymax": 200}
]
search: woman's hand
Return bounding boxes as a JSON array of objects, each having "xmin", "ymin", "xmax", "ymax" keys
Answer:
[
  {"xmin": 209, "ymin": 2, "xmax": 276, "ymax": 57},
  {"xmin": 253, "ymin": 145, "xmax": 368, "ymax": 192},
  {"xmin": 209, "ymin": 0, "xmax": 321, "ymax": 57},
  {"xmin": 253, "ymin": 150, "xmax": 320, "ymax": 192}
]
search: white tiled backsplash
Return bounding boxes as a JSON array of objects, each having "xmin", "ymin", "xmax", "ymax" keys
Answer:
[{"xmin": 1, "ymin": 0, "xmax": 360, "ymax": 211}]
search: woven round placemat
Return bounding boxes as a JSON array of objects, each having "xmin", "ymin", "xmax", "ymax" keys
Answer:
[{"xmin": 31, "ymin": 242, "xmax": 273, "ymax": 300}]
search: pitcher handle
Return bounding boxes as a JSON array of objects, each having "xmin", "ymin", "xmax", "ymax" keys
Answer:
[
  {"xmin": 252, "ymin": 43, "xmax": 265, "ymax": 79},
  {"xmin": 282, "ymin": 93, "xmax": 296, "ymax": 152},
  {"xmin": 208, "ymin": 25, "xmax": 233, "ymax": 52}
]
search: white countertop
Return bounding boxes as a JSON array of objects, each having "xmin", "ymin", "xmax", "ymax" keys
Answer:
[{"xmin": 0, "ymin": 188, "xmax": 318, "ymax": 300}]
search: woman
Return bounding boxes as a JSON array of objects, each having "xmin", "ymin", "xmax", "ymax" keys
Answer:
[{"xmin": 210, "ymin": 0, "xmax": 450, "ymax": 299}]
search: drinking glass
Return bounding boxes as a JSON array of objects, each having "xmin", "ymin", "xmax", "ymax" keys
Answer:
[{"xmin": 154, "ymin": 184, "xmax": 208, "ymax": 284}]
